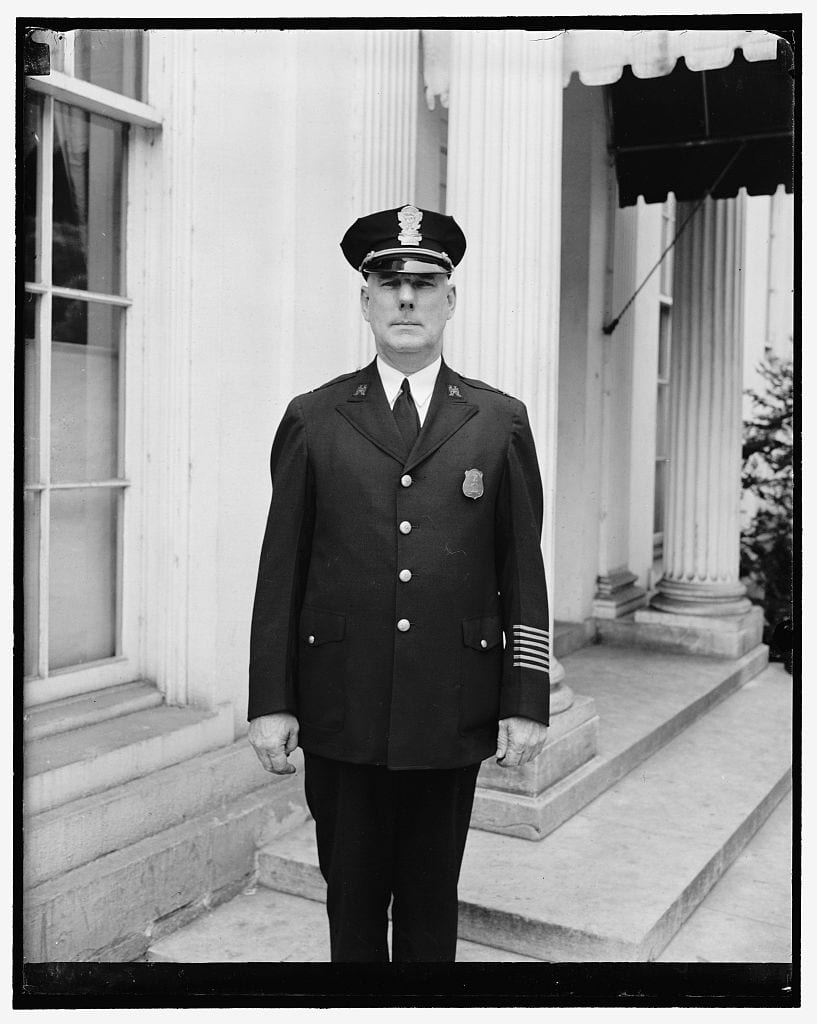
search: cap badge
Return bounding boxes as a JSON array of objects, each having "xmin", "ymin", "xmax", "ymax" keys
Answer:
[
  {"xmin": 447, "ymin": 384, "xmax": 462, "ymax": 398},
  {"xmin": 397, "ymin": 205, "xmax": 423, "ymax": 246},
  {"xmin": 462, "ymin": 468, "xmax": 484, "ymax": 500}
]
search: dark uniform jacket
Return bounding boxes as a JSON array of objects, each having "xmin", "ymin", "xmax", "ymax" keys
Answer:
[{"xmin": 248, "ymin": 358, "xmax": 550, "ymax": 770}]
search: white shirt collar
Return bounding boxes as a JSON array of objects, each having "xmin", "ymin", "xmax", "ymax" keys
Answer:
[{"xmin": 376, "ymin": 355, "xmax": 441, "ymax": 417}]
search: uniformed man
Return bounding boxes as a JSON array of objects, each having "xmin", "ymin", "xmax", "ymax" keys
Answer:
[{"xmin": 248, "ymin": 205, "xmax": 551, "ymax": 963}]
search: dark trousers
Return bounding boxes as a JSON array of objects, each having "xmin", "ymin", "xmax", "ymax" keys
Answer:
[{"xmin": 303, "ymin": 752, "xmax": 481, "ymax": 963}]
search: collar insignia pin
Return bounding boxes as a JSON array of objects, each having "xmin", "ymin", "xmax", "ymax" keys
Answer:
[
  {"xmin": 397, "ymin": 205, "xmax": 423, "ymax": 246},
  {"xmin": 463, "ymin": 468, "xmax": 484, "ymax": 500},
  {"xmin": 354, "ymin": 383, "xmax": 369, "ymax": 397},
  {"xmin": 447, "ymin": 384, "xmax": 461, "ymax": 398}
]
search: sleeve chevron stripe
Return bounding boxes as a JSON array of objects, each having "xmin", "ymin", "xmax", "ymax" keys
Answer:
[{"xmin": 511, "ymin": 623, "xmax": 550, "ymax": 672}]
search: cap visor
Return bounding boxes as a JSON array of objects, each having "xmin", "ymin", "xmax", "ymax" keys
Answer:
[{"xmin": 362, "ymin": 255, "xmax": 451, "ymax": 275}]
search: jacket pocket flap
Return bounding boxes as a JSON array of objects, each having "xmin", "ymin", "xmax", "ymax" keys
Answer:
[
  {"xmin": 462, "ymin": 615, "xmax": 503, "ymax": 651},
  {"xmin": 300, "ymin": 607, "xmax": 346, "ymax": 646}
]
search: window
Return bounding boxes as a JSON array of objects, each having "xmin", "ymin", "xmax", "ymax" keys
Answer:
[
  {"xmin": 22, "ymin": 29, "xmax": 158, "ymax": 705},
  {"xmin": 653, "ymin": 196, "xmax": 676, "ymax": 566},
  {"xmin": 48, "ymin": 28, "xmax": 146, "ymax": 101}
]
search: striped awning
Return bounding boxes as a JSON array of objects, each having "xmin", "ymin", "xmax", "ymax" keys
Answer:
[
  {"xmin": 595, "ymin": 30, "xmax": 795, "ymax": 206},
  {"xmin": 562, "ymin": 29, "xmax": 783, "ymax": 86}
]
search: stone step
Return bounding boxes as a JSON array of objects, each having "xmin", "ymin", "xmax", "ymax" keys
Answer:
[
  {"xmin": 656, "ymin": 790, "xmax": 793, "ymax": 963},
  {"xmin": 24, "ymin": 740, "xmax": 302, "ymax": 889},
  {"xmin": 23, "ymin": 770, "xmax": 310, "ymax": 962},
  {"xmin": 472, "ymin": 642, "xmax": 768, "ymax": 838},
  {"xmin": 24, "ymin": 702, "xmax": 234, "ymax": 816},
  {"xmin": 256, "ymin": 662, "xmax": 791, "ymax": 962},
  {"xmin": 147, "ymin": 888, "xmax": 543, "ymax": 963},
  {"xmin": 147, "ymin": 789, "xmax": 794, "ymax": 964},
  {"xmin": 23, "ymin": 680, "xmax": 164, "ymax": 741}
]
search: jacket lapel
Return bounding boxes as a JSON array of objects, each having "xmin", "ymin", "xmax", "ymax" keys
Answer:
[
  {"xmin": 403, "ymin": 360, "xmax": 477, "ymax": 474},
  {"xmin": 335, "ymin": 359, "xmax": 408, "ymax": 466},
  {"xmin": 336, "ymin": 358, "xmax": 478, "ymax": 471}
]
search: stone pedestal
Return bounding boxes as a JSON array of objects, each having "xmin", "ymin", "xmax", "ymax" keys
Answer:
[
  {"xmin": 478, "ymin": 695, "xmax": 598, "ymax": 797},
  {"xmin": 629, "ymin": 605, "xmax": 764, "ymax": 660},
  {"xmin": 593, "ymin": 569, "xmax": 648, "ymax": 619}
]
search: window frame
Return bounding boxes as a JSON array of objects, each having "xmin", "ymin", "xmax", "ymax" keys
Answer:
[
  {"xmin": 653, "ymin": 196, "xmax": 676, "ymax": 562},
  {"xmin": 23, "ymin": 64, "xmax": 161, "ymax": 707}
]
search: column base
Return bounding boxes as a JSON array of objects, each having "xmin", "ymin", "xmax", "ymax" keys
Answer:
[
  {"xmin": 549, "ymin": 654, "xmax": 575, "ymax": 715},
  {"xmin": 626, "ymin": 604, "xmax": 764, "ymax": 659},
  {"xmin": 593, "ymin": 569, "xmax": 648, "ymax": 619},
  {"xmin": 478, "ymin": 693, "xmax": 598, "ymax": 798},
  {"xmin": 651, "ymin": 577, "xmax": 752, "ymax": 617}
]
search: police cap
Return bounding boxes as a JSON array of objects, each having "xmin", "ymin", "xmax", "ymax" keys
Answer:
[{"xmin": 340, "ymin": 205, "xmax": 467, "ymax": 276}]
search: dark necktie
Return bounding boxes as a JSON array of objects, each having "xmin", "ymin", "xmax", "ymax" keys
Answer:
[{"xmin": 393, "ymin": 377, "xmax": 421, "ymax": 450}]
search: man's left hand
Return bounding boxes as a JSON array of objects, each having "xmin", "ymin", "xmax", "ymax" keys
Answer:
[{"xmin": 496, "ymin": 716, "xmax": 549, "ymax": 768}]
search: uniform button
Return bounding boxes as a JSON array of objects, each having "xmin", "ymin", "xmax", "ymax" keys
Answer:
[
  {"xmin": 401, "ymin": 474, "xmax": 413, "ymax": 488},
  {"xmin": 399, "ymin": 569, "xmax": 412, "ymax": 583},
  {"xmin": 308, "ymin": 635, "xmax": 316, "ymax": 646},
  {"xmin": 399, "ymin": 521, "xmax": 412, "ymax": 534},
  {"xmin": 480, "ymin": 639, "xmax": 488, "ymax": 649},
  {"xmin": 397, "ymin": 618, "xmax": 411, "ymax": 632}
]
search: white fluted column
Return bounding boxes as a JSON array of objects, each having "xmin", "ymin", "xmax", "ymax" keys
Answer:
[
  {"xmin": 356, "ymin": 30, "xmax": 419, "ymax": 365},
  {"xmin": 141, "ymin": 30, "xmax": 197, "ymax": 707},
  {"xmin": 651, "ymin": 196, "xmax": 751, "ymax": 616},
  {"xmin": 445, "ymin": 30, "xmax": 571, "ymax": 712}
]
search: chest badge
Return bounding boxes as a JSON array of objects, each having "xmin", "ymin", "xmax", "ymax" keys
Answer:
[{"xmin": 462, "ymin": 468, "xmax": 484, "ymax": 500}]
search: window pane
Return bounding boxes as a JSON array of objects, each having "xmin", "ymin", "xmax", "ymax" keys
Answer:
[
  {"xmin": 23, "ymin": 94, "xmax": 41, "ymax": 282},
  {"xmin": 653, "ymin": 460, "xmax": 666, "ymax": 536},
  {"xmin": 49, "ymin": 488, "xmax": 118, "ymax": 670},
  {"xmin": 51, "ymin": 298, "xmax": 121, "ymax": 483},
  {"xmin": 52, "ymin": 102, "xmax": 125, "ymax": 294},
  {"xmin": 25, "ymin": 294, "xmax": 41, "ymax": 484},
  {"xmin": 656, "ymin": 383, "xmax": 669, "ymax": 459},
  {"xmin": 658, "ymin": 305, "xmax": 671, "ymax": 380},
  {"xmin": 660, "ymin": 244, "xmax": 674, "ymax": 296},
  {"xmin": 73, "ymin": 29, "xmax": 145, "ymax": 102},
  {"xmin": 24, "ymin": 492, "xmax": 41, "ymax": 678}
]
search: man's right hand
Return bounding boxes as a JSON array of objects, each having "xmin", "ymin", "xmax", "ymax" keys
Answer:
[{"xmin": 248, "ymin": 712, "xmax": 300, "ymax": 775}]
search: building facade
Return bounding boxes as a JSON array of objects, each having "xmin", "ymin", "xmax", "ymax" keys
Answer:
[{"xmin": 21, "ymin": 27, "xmax": 794, "ymax": 961}]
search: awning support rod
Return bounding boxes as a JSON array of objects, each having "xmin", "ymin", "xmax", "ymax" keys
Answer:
[
  {"xmin": 611, "ymin": 130, "xmax": 791, "ymax": 157},
  {"xmin": 602, "ymin": 141, "xmax": 748, "ymax": 336}
]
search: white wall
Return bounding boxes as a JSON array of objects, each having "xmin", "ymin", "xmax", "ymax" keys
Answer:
[
  {"xmin": 181, "ymin": 30, "xmax": 371, "ymax": 731},
  {"xmin": 555, "ymin": 80, "xmax": 607, "ymax": 622}
]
